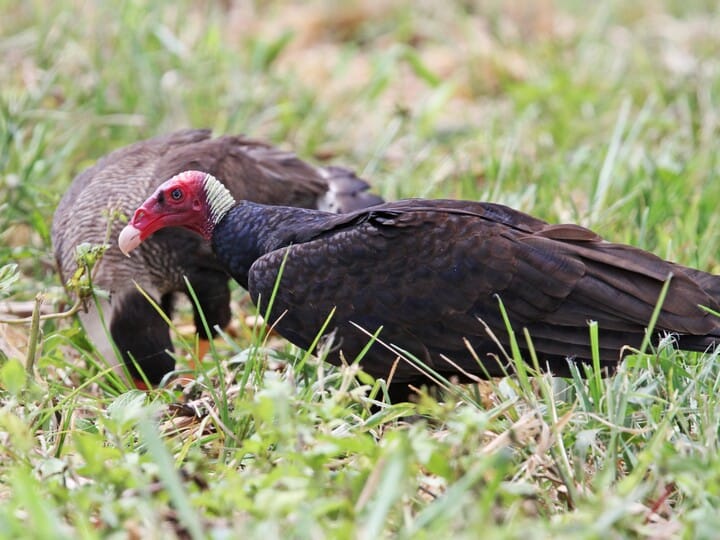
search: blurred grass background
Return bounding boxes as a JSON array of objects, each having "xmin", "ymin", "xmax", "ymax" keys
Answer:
[{"xmin": 2, "ymin": 0, "xmax": 720, "ymax": 538}]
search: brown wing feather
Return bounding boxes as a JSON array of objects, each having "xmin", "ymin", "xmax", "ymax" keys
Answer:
[
  {"xmin": 246, "ymin": 200, "xmax": 720, "ymax": 383},
  {"xmin": 52, "ymin": 129, "xmax": 382, "ymax": 384},
  {"xmin": 156, "ymin": 135, "xmax": 329, "ymax": 208}
]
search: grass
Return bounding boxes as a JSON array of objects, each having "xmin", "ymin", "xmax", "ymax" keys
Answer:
[{"xmin": 2, "ymin": 0, "xmax": 720, "ymax": 537}]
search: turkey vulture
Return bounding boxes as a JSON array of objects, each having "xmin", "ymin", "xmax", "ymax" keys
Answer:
[
  {"xmin": 52, "ymin": 130, "xmax": 383, "ymax": 386},
  {"xmin": 119, "ymin": 170, "xmax": 720, "ymax": 399}
]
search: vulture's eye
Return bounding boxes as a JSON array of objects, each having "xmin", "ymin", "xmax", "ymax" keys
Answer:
[{"xmin": 171, "ymin": 188, "xmax": 183, "ymax": 201}]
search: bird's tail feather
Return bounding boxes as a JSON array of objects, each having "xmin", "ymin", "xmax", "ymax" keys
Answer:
[
  {"xmin": 317, "ymin": 166, "xmax": 384, "ymax": 213},
  {"xmin": 675, "ymin": 332, "xmax": 720, "ymax": 355},
  {"xmin": 675, "ymin": 265, "xmax": 720, "ymax": 299}
]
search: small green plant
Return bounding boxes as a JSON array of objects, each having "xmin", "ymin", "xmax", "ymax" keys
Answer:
[{"xmin": 0, "ymin": 264, "xmax": 20, "ymax": 297}]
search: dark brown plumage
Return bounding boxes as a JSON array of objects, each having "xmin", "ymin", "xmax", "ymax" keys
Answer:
[
  {"xmin": 52, "ymin": 130, "xmax": 383, "ymax": 385},
  {"xmin": 119, "ymin": 171, "xmax": 720, "ymax": 401}
]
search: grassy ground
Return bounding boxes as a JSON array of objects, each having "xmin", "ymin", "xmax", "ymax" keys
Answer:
[{"xmin": 2, "ymin": 0, "xmax": 720, "ymax": 537}]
